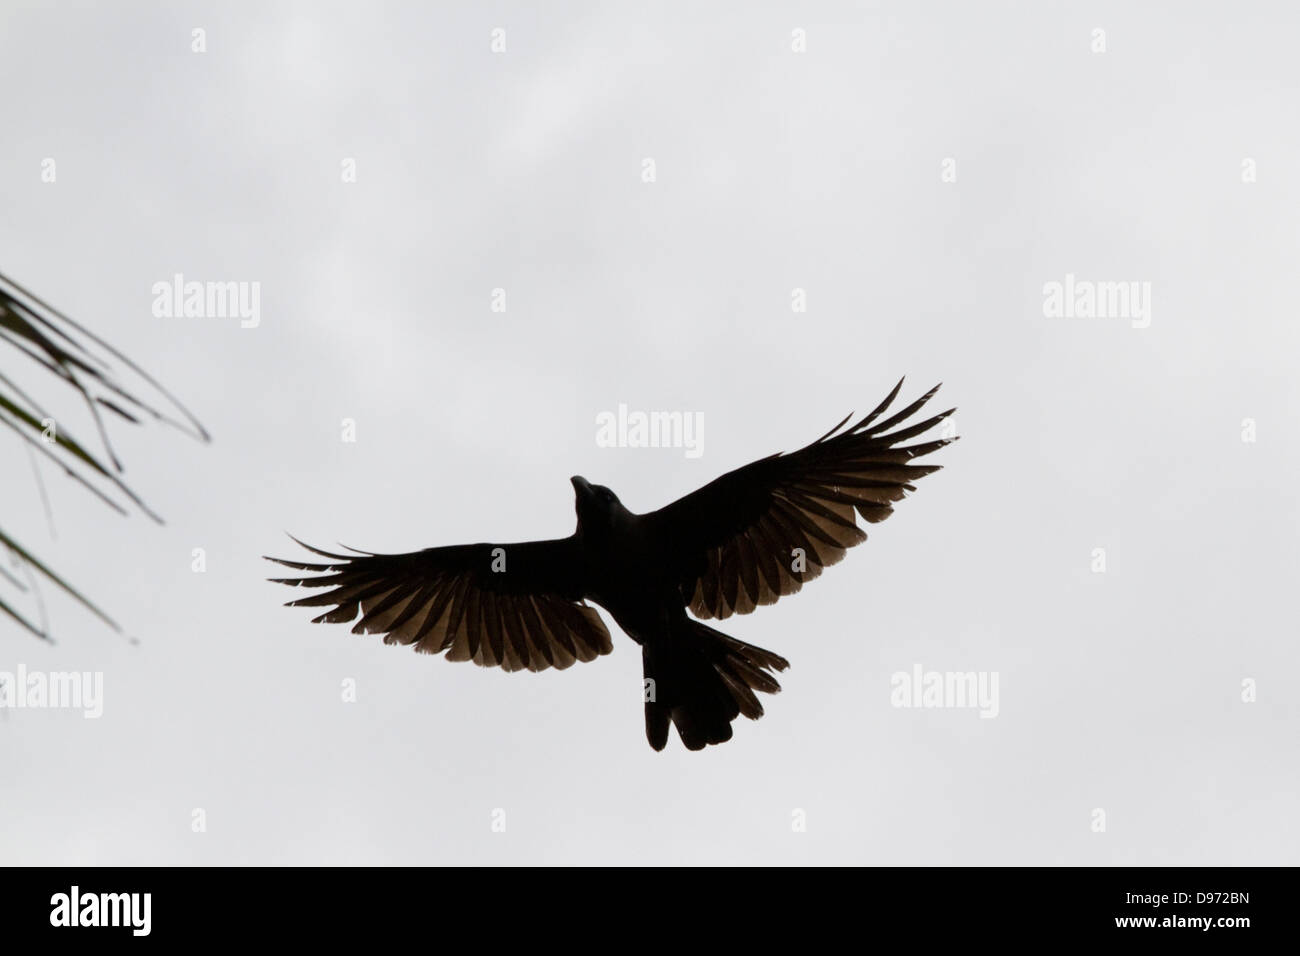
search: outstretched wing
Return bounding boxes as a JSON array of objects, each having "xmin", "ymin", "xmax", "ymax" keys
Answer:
[
  {"xmin": 647, "ymin": 380, "xmax": 954, "ymax": 620},
  {"xmin": 266, "ymin": 536, "xmax": 612, "ymax": 672}
]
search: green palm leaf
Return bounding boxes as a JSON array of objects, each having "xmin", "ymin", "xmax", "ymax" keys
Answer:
[{"xmin": 0, "ymin": 271, "xmax": 209, "ymax": 640}]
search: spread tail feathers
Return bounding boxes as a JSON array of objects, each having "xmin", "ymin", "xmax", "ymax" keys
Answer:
[{"xmin": 643, "ymin": 619, "xmax": 789, "ymax": 751}]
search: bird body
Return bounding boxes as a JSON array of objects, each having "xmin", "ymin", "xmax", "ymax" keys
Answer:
[{"xmin": 269, "ymin": 380, "xmax": 954, "ymax": 751}]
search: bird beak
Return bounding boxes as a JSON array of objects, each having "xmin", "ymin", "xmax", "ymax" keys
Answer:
[{"xmin": 571, "ymin": 475, "xmax": 592, "ymax": 496}]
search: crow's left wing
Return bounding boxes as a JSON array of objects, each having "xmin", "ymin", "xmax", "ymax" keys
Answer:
[{"xmin": 646, "ymin": 380, "xmax": 954, "ymax": 620}]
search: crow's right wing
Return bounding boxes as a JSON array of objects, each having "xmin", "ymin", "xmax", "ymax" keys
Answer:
[{"xmin": 266, "ymin": 536, "xmax": 612, "ymax": 672}]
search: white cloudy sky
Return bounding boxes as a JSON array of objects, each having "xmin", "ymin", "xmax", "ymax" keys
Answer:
[{"xmin": 1, "ymin": 1, "xmax": 1297, "ymax": 865}]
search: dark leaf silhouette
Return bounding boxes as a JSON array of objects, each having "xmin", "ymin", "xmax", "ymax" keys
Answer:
[{"xmin": 0, "ymin": 271, "xmax": 208, "ymax": 639}]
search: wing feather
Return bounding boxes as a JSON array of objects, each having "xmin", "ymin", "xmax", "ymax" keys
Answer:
[
  {"xmin": 267, "ymin": 536, "xmax": 612, "ymax": 672},
  {"xmin": 654, "ymin": 381, "xmax": 954, "ymax": 620}
]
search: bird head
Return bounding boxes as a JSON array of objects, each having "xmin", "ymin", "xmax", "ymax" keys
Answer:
[{"xmin": 571, "ymin": 475, "xmax": 625, "ymax": 531}]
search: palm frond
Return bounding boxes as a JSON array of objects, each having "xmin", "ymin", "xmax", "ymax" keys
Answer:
[{"xmin": 0, "ymin": 271, "xmax": 209, "ymax": 640}]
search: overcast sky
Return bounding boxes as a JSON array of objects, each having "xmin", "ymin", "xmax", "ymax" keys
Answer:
[{"xmin": 2, "ymin": 1, "xmax": 1297, "ymax": 865}]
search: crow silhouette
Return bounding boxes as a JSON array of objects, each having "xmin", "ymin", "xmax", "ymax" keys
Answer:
[{"xmin": 267, "ymin": 380, "xmax": 954, "ymax": 751}]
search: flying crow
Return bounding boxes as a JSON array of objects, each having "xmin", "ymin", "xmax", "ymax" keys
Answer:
[{"xmin": 267, "ymin": 380, "xmax": 954, "ymax": 751}]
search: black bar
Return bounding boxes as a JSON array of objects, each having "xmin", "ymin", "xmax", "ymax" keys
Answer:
[{"xmin": 0, "ymin": 866, "xmax": 1278, "ymax": 942}]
